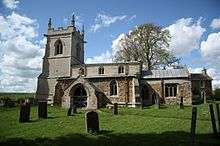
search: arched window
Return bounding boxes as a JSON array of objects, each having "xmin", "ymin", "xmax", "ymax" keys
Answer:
[
  {"xmin": 165, "ymin": 84, "xmax": 177, "ymax": 97},
  {"xmin": 110, "ymin": 80, "xmax": 117, "ymax": 96},
  {"xmin": 118, "ymin": 65, "xmax": 124, "ymax": 74},
  {"xmin": 98, "ymin": 66, "xmax": 104, "ymax": 74},
  {"xmin": 55, "ymin": 39, "xmax": 63, "ymax": 55}
]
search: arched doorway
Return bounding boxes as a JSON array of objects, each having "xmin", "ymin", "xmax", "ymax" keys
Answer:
[
  {"xmin": 141, "ymin": 84, "xmax": 149, "ymax": 105},
  {"xmin": 70, "ymin": 84, "xmax": 87, "ymax": 108}
]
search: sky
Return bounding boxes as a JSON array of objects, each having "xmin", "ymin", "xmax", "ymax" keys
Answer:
[{"xmin": 0, "ymin": 0, "xmax": 220, "ymax": 92}]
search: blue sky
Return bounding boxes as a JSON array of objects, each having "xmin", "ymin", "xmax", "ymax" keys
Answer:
[{"xmin": 0, "ymin": 0, "xmax": 220, "ymax": 92}]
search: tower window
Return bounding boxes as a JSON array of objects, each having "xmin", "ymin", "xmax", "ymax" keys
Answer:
[
  {"xmin": 110, "ymin": 80, "xmax": 117, "ymax": 96},
  {"xmin": 118, "ymin": 65, "xmax": 124, "ymax": 74},
  {"xmin": 98, "ymin": 66, "xmax": 104, "ymax": 75},
  {"xmin": 55, "ymin": 39, "xmax": 63, "ymax": 55}
]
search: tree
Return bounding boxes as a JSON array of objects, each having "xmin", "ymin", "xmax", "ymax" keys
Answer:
[{"xmin": 113, "ymin": 23, "xmax": 180, "ymax": 69}]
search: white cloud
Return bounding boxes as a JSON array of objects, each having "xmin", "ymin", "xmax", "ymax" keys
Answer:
[
  {"xmin": 165, "ymin": 18, "xmax": 205, "ymax": 55},
  {"xmin": 86, "ymin": 50, "xmax": 112, "ymax": 64},
  {"xmin": 210, "ymin": 18, "xmax": 220, "ymax": 29},
  {"xmin": 200, "ymin": 32, "xmax": 220, "ymax": 65},
  {"xmin": 85, "ymin": 33, "xmax": 126, "ymax": 64},
  {"xmin": 199, "ymin": 32, "xmax": 220, "ymax": 89},
  {"xmin": 3, "ymin": 0, "xmax": 20, "ymax": 9},
  {"xmin": 90, "ymin": 13, "xmax": 127, "ymax": 32},
  {"xmin": 0, "ymin": 12, "xmax": 44, "ymax": 92},
  {"xmin": 111, "ymin": 33, "xmax": 126, "ymax": 55}
]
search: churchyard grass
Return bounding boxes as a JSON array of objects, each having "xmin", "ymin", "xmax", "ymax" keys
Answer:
[{"xmin": 0, "ymin": 104, "xmax": 219, "ymax": 146}]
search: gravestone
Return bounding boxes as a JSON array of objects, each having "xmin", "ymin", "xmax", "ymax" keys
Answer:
[
  {"xmin": 38, "ymin": 101, "xmax": 47, "ymax": 119},
  {"xmin": 190, "ymin": 106, "xmax": 197, "ymax": 145},
  {"xmin": 113, "ymin": 103, "xmax": 118, "ymax": 115},
  {"xmin": 180, "ymin": 96, "xmax": 184, "ymax": 109},
  {"xmin": 67, "ymin": 107, "xmax": 72, "ymax": 116},
  {"xmin": 85, "ymin": 111, "xmax": 99, "ymax": 133},
  {"xmin": 19, "ymin": 99, "xmax": 31, "ymax": 123}
]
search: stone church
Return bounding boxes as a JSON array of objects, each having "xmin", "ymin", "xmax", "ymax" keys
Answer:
[{"xmin": 36, "ymin": 16, "xmax": 213, "ymax": 110}]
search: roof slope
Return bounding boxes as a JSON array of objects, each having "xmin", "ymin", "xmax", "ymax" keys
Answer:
[
  {"xmin": 142, "ymin": 68, "xmax": 189, "ymax": 79},
  {"xmin": 190, "ymin": 74, "xmax": 212, "ymax": 80}
]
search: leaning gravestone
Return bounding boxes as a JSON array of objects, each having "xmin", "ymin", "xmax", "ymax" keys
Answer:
[
  {"xmin": 38, "ymin": 101, "xmax": 47, "ymax": 119},
  {"xmin": 113, "ymin": 103, "xmax": 118, "ymax": 115},
  {"xmin": 85, "ymin": 111, "xmax": 99, "ymax": 133},
  {"xmin": 19, "ymin": 99, "xmax": 31, "ymax": 123}
]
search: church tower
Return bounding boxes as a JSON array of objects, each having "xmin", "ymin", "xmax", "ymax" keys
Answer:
[{"xmin": 36, "ymin": 15, "xmax": 85, "ymax": 102}]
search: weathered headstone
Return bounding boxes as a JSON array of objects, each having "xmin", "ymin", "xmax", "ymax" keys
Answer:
[
  {"xmin": 38, "ymin": 101, "xmax": 47, "ymax": 119},
  {"xmin": 180, "ymin": 96, "xmax": 184, "ymax": 109},
  {"xmin": 85, "ymin": 111, "xmax": 99, "ymax": 133},
  {"xmin": 190, "ymin": 106, "xmax": 197, "ymax": 145},
  {"xmin": 209, "ymin": 104, "xmax": 218, "ymax": 136},
  {"xmin": 113, "ymin": 103, "xmax": 118, "ymax": 115},
  {"xmin": 19, "ymin": 100, "xmax": 31, "ymax": 123},
  {"xmin": 67, "ymin": 107, "xmax": 72, "ymax": 116}
]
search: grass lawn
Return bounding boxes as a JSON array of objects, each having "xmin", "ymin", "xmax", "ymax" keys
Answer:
[{"xmin": 0, "ymin": 104, "xmax": 219, "ymax": 146}]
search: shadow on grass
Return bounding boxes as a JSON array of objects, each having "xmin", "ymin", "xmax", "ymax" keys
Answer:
[{"xmin": 1, "ymin": 131, "xmax": 219, "ymax": 146}]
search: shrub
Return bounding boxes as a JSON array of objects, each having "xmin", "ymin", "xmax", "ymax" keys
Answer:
[{"xmin": 1, "ymin": 97, "xmax": 16, "ymax": 107}]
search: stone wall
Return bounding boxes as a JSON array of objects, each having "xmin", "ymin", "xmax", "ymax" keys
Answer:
[
  {"xmin": 191, "ymin": 80, "xmax": 213, "ymax": 102},
  {"xmin": 70, "ymin": 62, "xmax": 141, "ymax": 78},
  {"xmin": 142, "ymin": 78, "xmax": 192, "ymax": 105},
  {"xmin": 87, "ymin": 77, "xmax": 134, "ymax": 105}
]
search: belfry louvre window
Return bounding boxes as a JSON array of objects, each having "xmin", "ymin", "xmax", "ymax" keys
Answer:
[
  {"xmin": 76, "ymin": 43, "xmax": 81, "ymax": 58},
  {"xmin": 98, "ymin": 66, "xmax": 104, "ymax": 74},
  {"xmin": 165, "ymin": 84, "xmax": 177, "ymax": 97},
  {"xmin": 118, "ymin": 66, "xmax": 124, "ymax": 74},
  {"xmin": 55, "ymin": 40, "xmax": 63, "ymax": 55},
  {"xmin": 110, "ymin": 80, "xmax": 117, "ymax": 96}
]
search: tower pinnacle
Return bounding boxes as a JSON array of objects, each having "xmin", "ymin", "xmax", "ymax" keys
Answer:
[
  {"xmin": 71, "ymin": 14, "xmax": 75, "ymax": 26},
  {"xmin": 48, "ymin": 18, "xmax": 52, "ymax": 29}
]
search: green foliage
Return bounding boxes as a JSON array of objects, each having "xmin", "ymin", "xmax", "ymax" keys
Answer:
[
  {"xmin": 0, "ymin": 93, "xmax": 36, "ymax": 107},
  {"xmin": 113, "ymin": 23, "xmax": 180, "ymax": 69},
  {"xmin": 0, "ymin": 105, "xmax": 219, "ymax": 146},
  {"xmin": 0, "ymin": 97, "xmax": 16, "ymax": 107},
  {"xmin": 0, "ymin": 92, "xmax": 35, "ymax": 100}
]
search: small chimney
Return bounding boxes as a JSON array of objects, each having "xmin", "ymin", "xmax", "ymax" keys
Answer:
[{"xmin": 202, "ymin": 67, "xmax": 207, "ymax": 75}]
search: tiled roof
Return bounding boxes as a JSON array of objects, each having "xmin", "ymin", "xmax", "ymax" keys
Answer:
[
  {"xmin": 142, "ymin": 68, "xmax": 189, "ymax": 79},
  {"xmin": 190, "ymin": 74, "xmax": 212, "ymax": 80}
]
